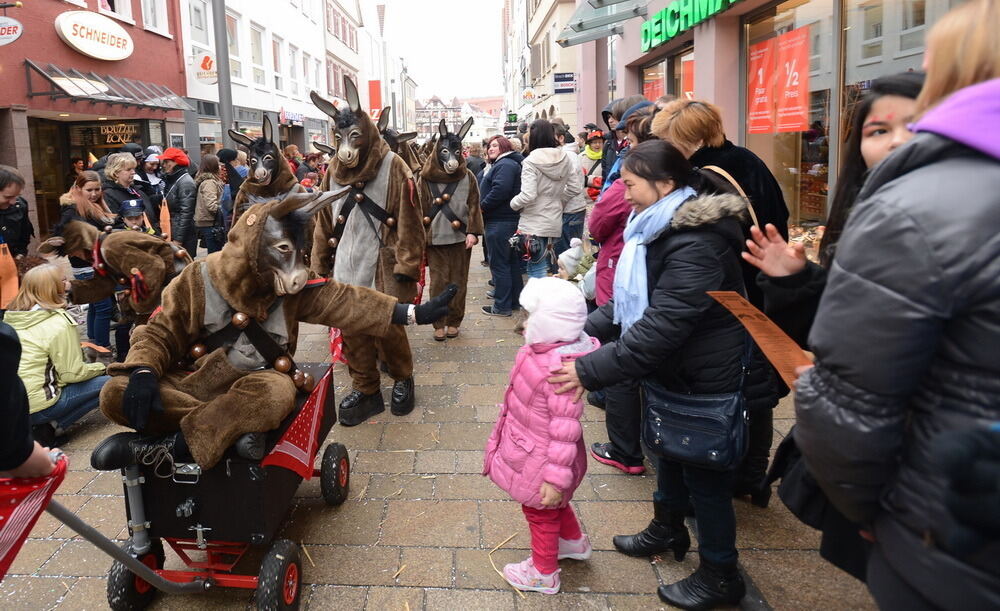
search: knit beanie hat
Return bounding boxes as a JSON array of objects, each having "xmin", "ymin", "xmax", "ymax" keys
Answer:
[
  {"xmin": 520, "ymin": 277, "xmax": 588, "ymax": 345},
  {"xmin": 558, "ymin": 238, "xmax": 584, "ymax": 273}
]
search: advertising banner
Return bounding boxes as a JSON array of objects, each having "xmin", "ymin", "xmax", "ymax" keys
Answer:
[
  {"xmin": 746, "ymin": 38, "xmax": 776, "ymax": 134},
  {"xmin": 681, "ymin": 57, "xmax": 695, "ymax": 100},
  {"xmin": 368, "ymin": 80, "xmax": 382, "ymax": 118},
  {"xmin": 774, "ymin": 26, "xmax": 810, "ymax": 132}
]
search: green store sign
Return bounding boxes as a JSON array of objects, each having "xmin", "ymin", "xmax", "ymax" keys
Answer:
[{"xmin": 641, "ymin": 0, "xmax": 743, "ymax": 52}]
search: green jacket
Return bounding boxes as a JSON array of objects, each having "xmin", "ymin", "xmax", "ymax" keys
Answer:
[{"xmin": 4, "ymin": 309, "xmax": 106, "ymax": 413}]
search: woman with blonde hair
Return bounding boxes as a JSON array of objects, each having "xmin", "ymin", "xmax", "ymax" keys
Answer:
[
  {"xmin": 57, "ymin": 171, "xmax": 116, "ymax": 349},
  {"xmin": 4, "ymin": 264, "xmax": 109, "ymax": 447},
  {"xmin": 102, "ymin": 152, "xmax": 155, "ymax": 225},
  {"xmin": 794, "ymin": 1, "xmax": 1000, "ymax": 607}
]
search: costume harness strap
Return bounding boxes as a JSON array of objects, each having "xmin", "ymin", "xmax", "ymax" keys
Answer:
[
  {"xmin": 424, "ymin": 182, "xmax": 465, "ymax": 233},
  {"xmin": 328, "ymin": 183, "xmax": 394, "ymax": 252}
]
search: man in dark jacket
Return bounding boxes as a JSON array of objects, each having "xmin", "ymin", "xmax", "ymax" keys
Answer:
[
  {"xmin": 478, "ymin": 145, "xmax": 523, "ymax": 316},
  {"xmin": 0, "ymin": 166, "xmax": 33, "ymax": 258},
  {"xmin": 795, "ymin": 78, "xmax": 1000, "ymax": 609},
  {"xmin": 600, "ymin": 99, "xmax": 621, "ymax": 179},
  {"xmin": 465, "ymin": 142, "xmax": 486, "ymax": 178},
  {"xmin": 159, "ymin": 147, "xmax": 198, "ymax": 255},
  {"xmin": 0, "ymin": 322, "xmax": 55, "ymax": 478}
]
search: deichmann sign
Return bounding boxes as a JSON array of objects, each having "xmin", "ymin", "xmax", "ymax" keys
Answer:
[
  {"xmin": 0, "ymin": 16, "xmax": 24, "ymax": 47},
  {"xmin": 641, "ymin": 0, "xmax": 743, "ymax": 52},
  {"xmin": 54, "ymin": 11, "xmax": 134, "ymax": 61}
]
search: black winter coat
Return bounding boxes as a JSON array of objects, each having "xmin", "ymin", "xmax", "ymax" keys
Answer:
[
  {"xmin": 466, "ymin": 155, "xmax": 486, "ymax": 178},
  {"xmin": 795, "ymin": 131, "xmax": 1000, "ymax": 608},
  {"xmin": 575, "ymin": 193, "xmax": 779, "ymax": 413},
  {"xmin": 0, "ymin": 322, "xmax": 32, "ymax": 472},
  {"xmin": 162, "ymin": 168, "xmax": 197, "ymax": 251},
  {"xmin": 755, "ymin": 262, "xmax": 826, "ymax": 348},
  {"xmin": 0, "ymin": 197, "xmax": 34, "ymax": 257},
  {"xmin": 102, "ymin": 179, "xmax": 157, "ymax": 230},
  {"xmin": 478, "ymin": 152, "xmax": 523, "ymax": 224}
]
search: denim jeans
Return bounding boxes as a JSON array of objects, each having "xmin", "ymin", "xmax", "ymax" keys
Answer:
[
  {"xmin": 74, "ymin": 269, "xmax": 113, "ymax": 347},
  {"xmin": 525, "ymin": 236, "xmax": 554, "ymax": 279},
  {"xmin": 198, "ymin": 226, "xmax": 225, "ymax": 253},
  {"xmin": 654, "ymin": 456, "xmax": 738, "ymax": 565},
  {"xmin": 554, "ymin": 210, "xmax": 586, "ymax": 265},
  {"xmin": 484, "ymin": 220, "xmax": 522, "ymax": 313},
  {"xmin": 30, "ymin": 375, "xmax": 110, "ymax": 431}
]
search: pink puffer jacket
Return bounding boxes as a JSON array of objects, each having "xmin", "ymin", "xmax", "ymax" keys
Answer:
[{"xmin": 483, "ymin": 336, "xmax": 599, "ymax": 509}]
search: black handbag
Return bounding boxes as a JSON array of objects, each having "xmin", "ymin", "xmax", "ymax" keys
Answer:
[{"xmin": 641, "ymin": 335, "xmax": 750, "ymax": 471}]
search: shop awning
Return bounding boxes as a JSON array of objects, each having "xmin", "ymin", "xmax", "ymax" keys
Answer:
[
  {"xmin": 24, "ymin": 59, "xmax": 194, "ymax": 112},
  {"xmin": 557, "ymin": 0, "xmax": 648, "ymax": 48}
]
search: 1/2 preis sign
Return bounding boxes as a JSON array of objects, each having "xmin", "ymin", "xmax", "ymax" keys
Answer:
[
  {"xmin": 0, "ymin": 16, "xmax": 24, "ymax": 47},
  {"xmin": 54, "ymin": 11, "xmax": 134, "ymax": 61}
]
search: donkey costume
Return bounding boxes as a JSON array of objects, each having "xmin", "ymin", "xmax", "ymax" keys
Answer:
[
  {"xmin": 229, "ymin": 116, "xmax": 306, "ymax": 227},
  {"xmin": 310, "ymin": 80, "xmax": 426, "ymax": 426},
  {"xmin": 417, "ymin": 119, "xmax": 484, "ymax": 337}
]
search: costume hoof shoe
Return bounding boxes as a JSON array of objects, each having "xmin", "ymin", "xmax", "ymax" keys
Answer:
[
  {"xmin": 339, "ymin": 390, "xmax": 384, "ymax": 427},
  {"xmin": 390, "ymin": 377, "xmax": 416, "ymax": 416}
]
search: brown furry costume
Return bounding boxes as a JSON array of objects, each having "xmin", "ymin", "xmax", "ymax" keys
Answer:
[
  {"xmin": 39, "ymin": 220, "xmax": 190, "ymax": 323},
  {"xmin": 398, "ymin": 141, "xmax": 422, "ymax": 173},
  {"xmin": 100, "ymin": 197, "xmax": 399, "ymax": 469},
  {"xmin": 232, "ymin": 153, "xmax": 305, "ymax": 226},
  {"xmin": 311, "ymin": 106, "xmax": 425, "ymax": 395},
  {"xmin": 417, "ymin": 152, "xmax": 483, "ymax": 331}
]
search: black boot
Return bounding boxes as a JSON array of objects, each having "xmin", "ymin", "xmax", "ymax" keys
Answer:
[
  {"xmin": 657, "ymin": 557, "xmax": 746, "ymax": 610},
  {"xmin": 734, "ymin": 408, "xmax": 774, "ymax": 508},
  {"xmin": 234, "ymin": 432, "xmax": 266, "ymax": 460},
  {"xmin": 339, "ymin": 390, "xmax": 385, "ymax": 426},
  {"xmin": 612, "ymin": 502, "xmax": 690, "ymax": 560},
  {"xmin": 390, "ymin": 377, "xmax": 415, "ymax": 416}
]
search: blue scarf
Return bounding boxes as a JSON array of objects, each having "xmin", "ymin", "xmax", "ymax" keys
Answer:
[{"xmin": 613, "ymin": 186, "xmax": 697, "ymax": 332}]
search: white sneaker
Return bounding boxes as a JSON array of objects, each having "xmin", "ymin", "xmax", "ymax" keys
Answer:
[
  {"xmin": 558, "ymin": 534, "xmax": 593, "ymax": 560},
  {"xmin": 503, "ymin": 557, "xmax": 560, "ymax": 594}
]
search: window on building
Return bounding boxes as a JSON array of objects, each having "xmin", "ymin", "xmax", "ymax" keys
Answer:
[
  {"xmin": 326, "ymin": 1, "xmax": 334, "ymax": 33},
  {"xmin": 861, "ymin": 2, "xmax": 883, "ymax": 59},
  {"xmin": 273, "ymin": 36, "xmax": 284, "ymax": 90},
  {"xmin": 900, "ymin": 0, "xmax": 926, "ymax": 51},
  {"xmin": 327, "ymin": 59, "xmax": 335, "ymax": 96},
  {"xmin": 99, "ymin": 0, "xmax": 132, "ymax": 21},
  {"xmin": 226, "ymin": 13, "xmax": 242, "ymax": 79},
  {"xmin": 141, "ymin": 0, "xmax": 169, "ymax": 34},
  {"xmin": 530, "ymin": 44, "xmax": 540, "ymax": 83},
  {"xmin": 314, "ymin": 59, "xmax": 322, "ymax": 93},
  {"xmin": 541, "ymin": 33, "xmax": 550, "ymax": 72},
  {"xmin": 190, "ymin": 0, "xmax": 209, "ymax": 46},
  {"xmin": 250, "ymin": 26, "xmax": 265, "ymax": 86},
  {"xmin": 289, "ymin": 45, "xmax": 300, "ymax": 96},
  {"xmin": 303, "ymin": 53, "xmax": 312, "ymax": 89}
]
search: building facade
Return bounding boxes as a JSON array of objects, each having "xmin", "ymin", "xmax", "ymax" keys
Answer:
[
  {"xmin": 179, "ymin": 0, "xmax": 329, "ymax": 159},
  {"xmin": 323, "ymin": 0, "xmax": 361, "ymax": 111},
  {"xmin": 0, "ymin": 0, "xmax": 189, "ymax": 238}
]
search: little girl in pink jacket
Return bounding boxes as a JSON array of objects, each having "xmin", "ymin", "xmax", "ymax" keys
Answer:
[{"xmin": 483, "ymin": 277, "xmax": 599, "ymax": 594}]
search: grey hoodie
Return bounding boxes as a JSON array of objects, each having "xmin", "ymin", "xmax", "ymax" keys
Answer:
[{"xmin": 510, "ymin": 147, "xmax": 583, "ymax": 237}]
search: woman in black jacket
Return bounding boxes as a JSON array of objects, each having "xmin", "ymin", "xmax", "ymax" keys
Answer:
[
  {"xmin": 478, "ymin": 135, "xmax": 523, "ymax": 316},
  {"xmin": 102, "ymin": 153, "xmax": 156, "ymax": 229},
  {"xmin": 550, "ymin": 141, "xmax": 770, "ymax": 610}
]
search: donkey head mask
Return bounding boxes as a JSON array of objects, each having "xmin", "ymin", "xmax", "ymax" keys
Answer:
[
  {"xmin": 310, "ymin": 78, "xmax": 379, "ymax": 170},
  {"xmin": 435, "ymin": 117, "xmax": 474, "ymax": 175},
  {"xmin": 228, "ymin": 115, "xmax": 282, "ymax": 186}
]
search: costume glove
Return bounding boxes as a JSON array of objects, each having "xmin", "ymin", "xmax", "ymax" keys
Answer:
[
  {"xmin": 932, "ymin": 426, "xmax": 1000, "ymax": 555},
  {"xmin": 122, "ymin": 368, "xmax": 163, "ymax": 432},
  {"xmin": 393, "ymin": 273, "xmax": 416, "ymax": 284},
  {"xmin": 414, "ymin": 284, "xmax": 458, "ymax": 324}
]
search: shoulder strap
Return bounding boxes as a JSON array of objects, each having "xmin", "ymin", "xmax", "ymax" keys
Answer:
[
  {"xmin": 587, "ymin": 159, "xmax": 601, "ymax": 176},
  {"xmin": 702, "ymin": 165, "xmax": 760, "ymax": 229}
]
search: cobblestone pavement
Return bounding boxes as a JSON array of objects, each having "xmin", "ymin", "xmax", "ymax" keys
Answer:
[{"xmin": 2, "ymin": 247, "xmax": 875, "ymax": 610}]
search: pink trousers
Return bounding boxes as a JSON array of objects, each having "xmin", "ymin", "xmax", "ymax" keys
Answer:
[{"xmin": 522, "ymin": 504, "xmax": 583, "ymax": 574}]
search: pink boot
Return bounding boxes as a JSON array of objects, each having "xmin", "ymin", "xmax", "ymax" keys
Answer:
[
  {"xmin": 558, "ymin": 534, "xmax": 593, "ymax": 560},
  {"xmin": 502, "ymin": 557, "xmax": 560, "ymax": 594}
]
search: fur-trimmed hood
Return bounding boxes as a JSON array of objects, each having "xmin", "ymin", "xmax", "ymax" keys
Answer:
[
  {"xmin": 670, "ymin": 192, "xmax": 747, "ymax": 230},
  {"xmin": 329, "ymin": 110, "xmax": 391, "ymax": 185}
]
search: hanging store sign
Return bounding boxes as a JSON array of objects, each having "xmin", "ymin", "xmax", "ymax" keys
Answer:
[
  {"xmin": 100, "ymin": 123, "xmax": 140, "ymax": 145},
  {"xmin": 195, "ymin": 53, "xmax": 218, "ymax": 84},
  {"xmin": 0, "ymin": 16, "xmax": 24, "ymax": 47},
  {"xmin": 279, "ymin": 107, "xmax": 304, "ymax": 126},
  {"xmin": 553, "ymin": 72, "xmax": 577, "ymax": 95},
  {"xmin": 521, "ymin": 87, "xmax": 537, "ymax": 103},
  {"xmin": 641, "ymin": 0, "xmax": 743, "ymax": 53},
  {"xmin": 54, "ymin": 11, "xmax": 134, "ymax": 61}
]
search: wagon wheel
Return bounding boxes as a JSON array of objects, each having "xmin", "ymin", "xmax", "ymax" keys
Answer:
[
  {"xmin": 106, "ymin": 538, "xmax": 165, "ymax": 611},
  {"xmin": 320, "ymin": 443, "xmax": 350, "ymax": 506},
  {"xmin": 257, "ymin": 539, "xmax": 302, "ymax": 611}
]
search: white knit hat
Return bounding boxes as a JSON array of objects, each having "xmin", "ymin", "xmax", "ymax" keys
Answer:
[
  {"xmin": 557, "ymin": 238, "xmax": 584, "ymax": 274},
  {"xmin": 520, "ymin": 276, "xmax": 588, "ymax": 345}
]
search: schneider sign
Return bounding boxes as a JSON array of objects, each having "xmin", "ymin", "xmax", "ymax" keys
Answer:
[{"xmin": 641, "ymin": 0, "xmax": 743, "ymax": 52}]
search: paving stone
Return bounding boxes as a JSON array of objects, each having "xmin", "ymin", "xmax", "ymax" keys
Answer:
[
  {"xmin": 515, "ymin": 592, "xmax": 612, "ymax": 609},
  {"xmin": 328, "ymin": 423, "xmax": 384, "ymax": 450},
  {"xmin": 413, "ymin": 372, "xmax": 446, "ymax": 386},
  {"xmin": 30, "ymin": 495, "xmax": 88, "ymax": 538},
  {"xmin": 453, "ymin": 547, "xmax": 524, "ymax": 590},
  {"xmin": 560, "ymin": 551, "xmax": 660, "ymax": 594},
  {"xmin": 575, "ymin": 502, "xmax": 655, "ymax": 552},
  {"xmin": 734, "ymin": 500, "xmax": 821, "ymax": 550},
  {"xmin": 396, "ymin": 547, "xmax": 453, "ymax": 588},
  {"xmin": 741, "ymin": 550, "xmax": 876, "ymax": 610},
  {"xmin": 605, "ymin": 593, "xmax": 671, "ymax": 610},
  {"xmin": 353, "ymin": 450, "xmax": 415, "ymax": 474},
  {"xmin": 589, "ymin": 474, "xmax": 656, "ymax": 501},
  {"xmin": 367, "ymin": 473, "xmax": 435, "ymax": 500},
  {"xmin": 434, "ymin": 474, "xmax": 508, "ymax": 500},
  {"xmin": 366, "ymin": 586, "xmax": 424, "ymax": 610},
  {"xmin": 475, "ymin": 404, "xmax": 502, "ymax": 423},
  {"xmin": 479, "ymin": 501, "xmax": 532, "ymax": 550},
  {"xmin": 56, "ymin": 576, "xmax": 110, "ymax": 610},
  {"xmin": 423, "ymin": 404, "xmax": 477, "ymax": 423},
  {"xmin": 0, "ymin": 576, "xmax": 75, "ymax": 609},
  {"xmin": 301, "ymin": 545, "xmax": 400, "ymax": 586},
  {"xmin": 436, "ymin": 422, "xmax": 491, "ymax": 450},
  {"xmin": 379, "ymin": 423, "xmax": 441, "ymax": 450},
  {"xmin": 152, "ymin": 587, "xmax": 253, "ymax": 610},
  {"xmin": 54, "ymin": 496, "xmax": 128, "ymax": 540},
  {"xmin": 414, "ymin": 450, "xmax": 456, "ymax": 473},
  {"xmin": 53, "ymin": 470, "xmax": 97, "ymax": 496},
  {"xmin": 455, "ymin": 451, "xmax": 484, "ymax": 474},
  {"xmin": 40, "ymin": 540, "xmax": 114, "ymax": 577},
  {"xmin": 80, "ymin": 471, "xmax": 124, "ymax": 496},
  {"xmin": 458, "ymin": 385, "xmax": 503, "ymax": 406},
  {"xmin": 304, "ymin": 584, "xmax": 368, "ymax": 608},
  {"xmin": 424, "ymin": 588, "xmax": 517, "ymax": 610},
  {"xmin": 414, "ymin": 386, "xmax": 459, "ymax": 417},
  {"xmin": 281, "ymin": 498, "xmax": 385, "ymax": 545},
  {"xmin": 774, "ymin": 418, "xmax": 794, "ymax": 438},
  {"xmin": 380, "ymin": 500, "xmax": 480, "ymax": 547},
  {"xmin": 774, "ymin": 395, "xmax": 794, "ymax": 419},
  {"xmin": 6, "ymin": 539, "xmax": 62, "ymax": 576}
]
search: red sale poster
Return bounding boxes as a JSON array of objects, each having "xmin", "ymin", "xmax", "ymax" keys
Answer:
[
  {"xmin": 747, "ymin": 38, "xmax": 776, "ymax": 133},
  {"xmin": 681, "ymin": 57, "xmax": 695, "ymax": 100},
  {"xmin": 775, "ymin": 26, "xmax": 810, "ymax": 132}
]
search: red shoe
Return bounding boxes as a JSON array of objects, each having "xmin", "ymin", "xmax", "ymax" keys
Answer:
[{"xmin": 590, "ymin": 442, "xmax": 646, "ymax": 474}]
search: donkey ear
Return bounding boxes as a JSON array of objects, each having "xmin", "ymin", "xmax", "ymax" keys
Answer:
[
  {"xmin": 376, "ymin": 107, "xmax": 391, "ymax": 133},
  {"xmin": 397, "ymin": 131, "xmax": 417, "ymax": 143},
  {"xmin": 229, "ymin": 129, "xmax": 253, "ymax": 147},
  {"xmin": 310, "ymin": 90, "xmax": 340, "ymax": 120},
  {"xmin": 344, "ymin": 77, "xmax": 361, "ymax": 113},
  {"xmin": 457, "ymin": 117, "xmax": 474, "ymax": 140},
  {"xmin": 313, "ymin": 141, "xmax": 335, "ymax": 155},
  {"xmin": 274, "ymin": 186, "xmax": 352, "ymax": 221},
  {"xmin": 262, "ymin": 115, "xmax": 273, "ymax": 143},
  {"xmin": 438, "ymin": 119, "xmax": 449, "ymax": 139}
]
